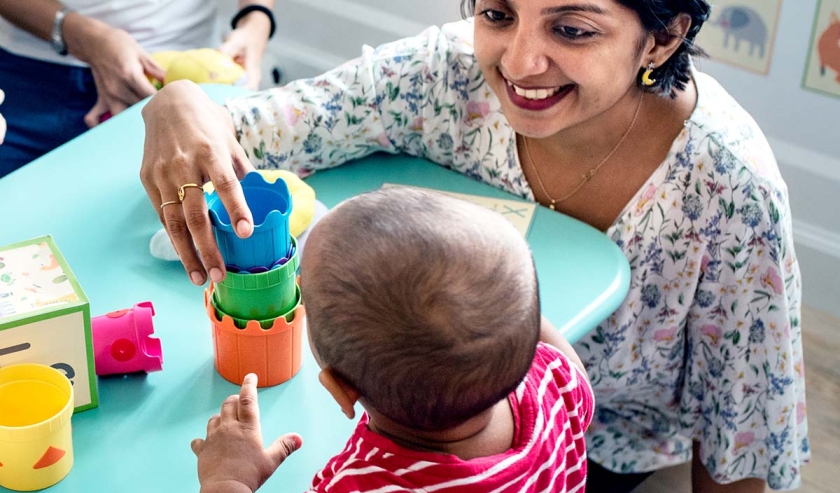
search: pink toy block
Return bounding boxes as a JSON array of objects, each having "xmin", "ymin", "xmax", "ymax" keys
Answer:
[{"xmin": 91, "ymin": 301, "xmax": 162, "ymax": 376}]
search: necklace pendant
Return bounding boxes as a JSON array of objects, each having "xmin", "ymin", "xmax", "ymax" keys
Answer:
[{"xmin": 549, "ymin": 201, "xmax": 556, "ymax": 211}]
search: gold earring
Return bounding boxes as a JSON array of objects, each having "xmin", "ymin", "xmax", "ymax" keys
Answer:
[{"xmin": 641, "ymin": 63, "xmax": 657, "ymax": 87}]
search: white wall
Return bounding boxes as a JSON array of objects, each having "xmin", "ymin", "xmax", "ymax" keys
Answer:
[{"xmin": 217, "ymin": 0, "xmax": 840, "ymax": 316}]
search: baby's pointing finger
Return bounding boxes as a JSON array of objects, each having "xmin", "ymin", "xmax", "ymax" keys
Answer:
[{"xmin": 237, "ymin": 373, "xmax": 260, "ymax": 424}]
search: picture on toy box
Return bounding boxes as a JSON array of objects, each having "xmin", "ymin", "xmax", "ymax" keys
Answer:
[
  {"xmin": 0, "ymin": 236, "xmax": 98, "ymax": 412},
  {"xmin": 804, "ymin": 1, "xmax": 840, "ymax": 99}
]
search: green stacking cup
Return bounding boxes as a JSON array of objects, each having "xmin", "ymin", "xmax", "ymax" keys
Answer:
[
  {"xmin": 212, "ymin": 285, "xmax": 301, "ymax": 329},
  {"xmin": 215, "ymin": 236, "xmax": 299, "ymax": 320}
]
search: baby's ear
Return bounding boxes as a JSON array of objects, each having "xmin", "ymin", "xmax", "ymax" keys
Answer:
[{"xmin": 319, "ymin": 368, "xmax": 359, "ymax": 420}]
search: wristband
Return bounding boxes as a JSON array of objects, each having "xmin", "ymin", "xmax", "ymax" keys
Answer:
[
  {"xmin": 231, "ymin": 5, "xmax": 276, "ymax": 40},
  {"xmin": 51, "ymin": 6, "xmax": 73, "ymax": 56}
]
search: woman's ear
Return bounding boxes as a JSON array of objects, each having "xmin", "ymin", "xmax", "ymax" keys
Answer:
[
  {"xmin": 644, "ymin": 13, "xmax": 692, "ymax": 67},
  {"xmin": 319, "ymin": 368, "xmax": 360, "ymax": 420}
]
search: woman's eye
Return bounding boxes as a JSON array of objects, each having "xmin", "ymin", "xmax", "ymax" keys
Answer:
[
  {"xmin": 555, "ymin": 25, "xmax": 595, "ymax": 39},
  {"xmin": 480, "ymin": 9, "xmax": 511, "ymax": 23}
]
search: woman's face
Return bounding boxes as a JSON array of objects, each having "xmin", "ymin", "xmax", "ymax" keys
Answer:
[{"xmin": 473, "ymin": 0, "xmax": 650, "ymax": 139}]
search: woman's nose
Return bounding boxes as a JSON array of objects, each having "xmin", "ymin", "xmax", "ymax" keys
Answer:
[{"xmin": 501, "ymin": 27, "xmax": 550, "ymax": 80}]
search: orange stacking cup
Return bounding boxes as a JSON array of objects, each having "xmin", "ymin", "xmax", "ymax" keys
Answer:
[{"xmin": 204, "ymin": 286, "xmax": 303, "ymax": 387}]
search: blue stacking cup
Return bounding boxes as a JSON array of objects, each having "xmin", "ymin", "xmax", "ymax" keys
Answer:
[{"xmin": 207, "ymin": 172, "xmax": 292, "ymax": 270}]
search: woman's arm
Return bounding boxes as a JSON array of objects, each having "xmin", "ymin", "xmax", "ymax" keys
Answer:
[
  {"xmin": 681, "ymin": 155, "xmax": 807, "ymax": 489},
  {"xmin": 219, "ymin": 0, "xmax": 275, "ymax": 90},
  {"xmin": 142, "ymin": 24, "xmax": 476, "ymax": 284}
]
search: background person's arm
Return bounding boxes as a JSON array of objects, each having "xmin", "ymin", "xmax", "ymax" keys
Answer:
[
  {"xmin": 220, "ymin": 0, "xmax": 275, "ymax": 89},
  {"xmin": 0, "ymin": 0, "xmax": 164, "ymax": 126}
]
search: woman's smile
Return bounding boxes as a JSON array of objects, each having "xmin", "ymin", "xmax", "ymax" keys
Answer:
[{"xmin": 504, "ymin": 76, "xmax": 575, "ymax": 111}]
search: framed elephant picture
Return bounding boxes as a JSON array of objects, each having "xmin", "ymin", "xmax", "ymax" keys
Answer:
[
  {"xmin": 803, "ymin": 0, "xmax": 840, "ymax": 98},
  {"xmin": 695, "ymin": 0, "xmax": 783, "ymax": 74}
]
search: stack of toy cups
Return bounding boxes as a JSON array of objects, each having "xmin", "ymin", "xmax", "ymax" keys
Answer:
[{"xmin": 205, "ymin": 172, "xmax": 304, "ymax": 387}]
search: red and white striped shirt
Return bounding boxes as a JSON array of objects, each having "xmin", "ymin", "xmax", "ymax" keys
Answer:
[{"xmin": 309, "ymin": 342, "xmax": 594, "ymax": 492}]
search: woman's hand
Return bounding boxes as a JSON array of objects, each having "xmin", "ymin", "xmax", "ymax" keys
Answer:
[
  {"xmin": 219, "ymin": 13, "xmax": 272, "ymax": 90},
  {"xmin": 64, "ymin": 14, "xmax": 165, "ymax": 126},
  {"xmin": 140, "ymin": 80, "xmax": 256, "ymax": 285},
  {"xmin": 191, "ymin": 374, "xmax": 302, "ymax": 493}
]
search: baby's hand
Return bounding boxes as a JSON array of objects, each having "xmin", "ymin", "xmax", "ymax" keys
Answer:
[{"xmin": 191, "ymin": 374, "xmax": 302, "ymax": 493}]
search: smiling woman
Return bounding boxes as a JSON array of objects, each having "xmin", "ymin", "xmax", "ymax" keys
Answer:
[{"xmin": 138, "ymin": 1, "xmax": 808, "ymax": 492}]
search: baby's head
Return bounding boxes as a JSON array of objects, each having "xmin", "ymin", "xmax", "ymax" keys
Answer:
[{"xmin": 300, "ymin": 187, "xmax": 540, "ymax": 432}]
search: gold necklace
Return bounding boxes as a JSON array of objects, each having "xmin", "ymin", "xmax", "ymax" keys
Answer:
[{"xmin": 522, "ymin": 92, "xmax": 644, "ymax": 210}]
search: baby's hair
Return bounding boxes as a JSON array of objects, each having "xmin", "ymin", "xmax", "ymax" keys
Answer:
[{"xmin": 301, "ymin": 187, "xmax": 541, "ymax": 431}]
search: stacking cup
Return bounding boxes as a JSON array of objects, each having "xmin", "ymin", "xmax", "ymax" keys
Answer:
[
  {"xmin": 214, "ymin": 236, "xmax": 299, "ymax": 320},
  {"xmin": 211, "ymin": 285, "xmax": 300, "ymax": 329},
  {"xmin": 205, "ymin": 286, "xmax": 304, "ymax": 388},
  {"xmin": 91, "ymin": 301, "xmax": 163, "ymax": 376},
  {"xmin": 207, "ymin": 171, "xmax": 292, "ymax": 271},
  {"xmin": 0, "ymin": 364, "xmax": 74, "ymax": 491}
]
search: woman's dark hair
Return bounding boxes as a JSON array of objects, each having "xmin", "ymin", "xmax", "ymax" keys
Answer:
[{"xmin": 460, "ymin": 0, "xmax": 711, "ymax": 98}]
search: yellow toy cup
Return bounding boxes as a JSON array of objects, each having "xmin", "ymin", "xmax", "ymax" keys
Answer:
[{"xmin": 0, "ymin": 364, "xmax": 75, "ymax": 491}]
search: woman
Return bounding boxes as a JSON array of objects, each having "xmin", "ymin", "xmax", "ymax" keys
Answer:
[{"xmin": 139, "ymin": 0, "xmax": 808, "ymax": 491}]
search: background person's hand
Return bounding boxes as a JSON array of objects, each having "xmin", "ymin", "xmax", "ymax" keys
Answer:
[
  {"xmin": 139, "ymin": 80, "xmax": 256, "ymax": 286},
  {"xmin": 0, "ymin": 89, "xmax": 6, "ymax": 145},
  {"xmin": 64, "ymin": 16, "xmax": 165, "ymax": 127},
  {"xmin": 219, "ymin": 12, "xmax": 272, "ymax": 90},
  {"xmin": 191, "ymin": 374, "xmax": 302, "ymax": 493}
]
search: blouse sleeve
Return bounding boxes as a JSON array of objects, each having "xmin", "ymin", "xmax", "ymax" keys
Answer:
[
  {"xmin": 225, "ymin": 22, "xmax": 481, "ymax": 176},
  {"xmin": 679, "ymin": 158, "xmax": 808, "ymax": 488}
]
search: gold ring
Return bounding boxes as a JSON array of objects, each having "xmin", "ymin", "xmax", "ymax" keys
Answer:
[
  {"xmin": 160, "ymin": 200, "xmax": 180, "ymax": 209},
  {"xmin": 178, "ymin": 183, "xmax": 202, "ymax": 202}
]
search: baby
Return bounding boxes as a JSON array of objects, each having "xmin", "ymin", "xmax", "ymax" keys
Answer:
[{"xmin": 191, "ymin": 187, "xmax": 594, "ymax": 492}]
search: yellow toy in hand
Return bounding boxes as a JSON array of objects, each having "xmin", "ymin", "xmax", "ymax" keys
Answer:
[
  {"xmin": 149, "ymin": 49, "xmax": 246, "ymax": 89},
  {"xmin": 203, "ymin": 170, "xmax": 316, "ymax": 237}
]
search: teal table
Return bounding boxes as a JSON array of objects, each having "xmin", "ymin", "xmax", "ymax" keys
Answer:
[{"xmin": 0, "ymin": 85, "xmax": 628, "ymax": 492}]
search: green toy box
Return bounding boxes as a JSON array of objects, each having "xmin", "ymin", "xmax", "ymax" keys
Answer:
[{"xmin": 0, "ymin": 235, "xmax": 98, "ymax": 412}]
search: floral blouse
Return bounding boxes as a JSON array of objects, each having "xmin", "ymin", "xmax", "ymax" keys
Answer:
[{"xmin": 227, "ymin": 20, "xmax": 809, "ymax": 489}]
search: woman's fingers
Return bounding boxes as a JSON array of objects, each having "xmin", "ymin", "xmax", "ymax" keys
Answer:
[
  {"xmin": 162, "ymin": 200, "xmax": 206, "ymax": 285},
  {"xmin": 231, "ymin": 143, "xmax": 257, "ymax": 180},
  {"xmin": 180, "ymin": 181, "xmax": 226, "ymax": 284},
  {"xmin": 211, "ymin": 159, "xmax": 253, "ymax": 239}
]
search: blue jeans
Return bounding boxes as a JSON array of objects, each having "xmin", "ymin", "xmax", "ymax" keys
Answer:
[{"xmin": 0, "ymin": 47, "xmax": 97, "ymax": 178}]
